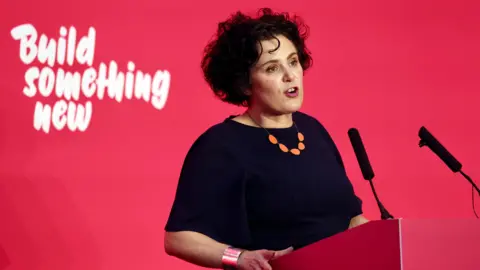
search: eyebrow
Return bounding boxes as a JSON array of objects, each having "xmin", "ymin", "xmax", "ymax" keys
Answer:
[{"xmin": 257, "ymin": 52, "xmax": 298, "ymax": 68}]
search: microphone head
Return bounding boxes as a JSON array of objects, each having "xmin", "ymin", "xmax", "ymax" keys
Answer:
[
  {"xmin": 348, "ymin": 128, "xmax": 375, "ymax": 181},
  {"xmin": 418, "ymin": 126, "xmax": 462, "ymax": 172}
]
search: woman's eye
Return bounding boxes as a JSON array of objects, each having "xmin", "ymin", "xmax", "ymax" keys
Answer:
[{"xmin": 266, "ymin": 65, "xmax": 278, "ymax": 72}]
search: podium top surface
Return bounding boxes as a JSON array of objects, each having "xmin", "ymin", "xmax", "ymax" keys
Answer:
[{"xmin": 270, "ymin": 218, "xmax": 480, "ymax": 270}]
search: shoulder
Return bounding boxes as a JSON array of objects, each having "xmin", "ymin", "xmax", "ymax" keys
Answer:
[
  {"xmin": 293, "ymin": 111, "xmax": 328, "ymax": 132},
  {"xmin": 183, "ymin": 117, "xmax": 239, "ymax": 160},
  {"xmin": 190, "ymin": 118, "xmax": 236, "ymax": 146},
  {"xmin": 176, "ymin": 118, "xmax": 246, "ymax": 190},
  {"xmin": 294, "ymin": 111, "xmax": 338, "ymax": 146}
]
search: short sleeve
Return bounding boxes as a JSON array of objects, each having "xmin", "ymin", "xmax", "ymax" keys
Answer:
[
  {"xmin": 313, "ymin": 118, "xmax": 364, "ymax": 217},
  {"xmin": 164, "ymin": 128, "xmax": 251, "ymax": 247}
]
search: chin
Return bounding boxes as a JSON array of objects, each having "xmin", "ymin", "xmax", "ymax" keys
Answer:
[
  {"xmin": 287, "ymin": 99, "xmax": 303, "ymax": 111},
  {"xmin": 263, "ymin": 97, "xmax": 303, "ymax": 115},
  {"xmin": 280, "ymin": 103, "xmax": 303, "ymax": 115}
]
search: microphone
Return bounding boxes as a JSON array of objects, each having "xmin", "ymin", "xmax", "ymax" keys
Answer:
[
  {"xmin": 418, "ymin": 126, "xmax": 480, "ymax": 196},
  {"xmin": 348, "ymin": 128, "xmax": 394, "ymax": 220}
]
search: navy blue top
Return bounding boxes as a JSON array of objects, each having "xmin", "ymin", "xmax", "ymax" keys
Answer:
[{"xmin": 164, "ymin": 111, "xmax": 362, "ymax": 250}]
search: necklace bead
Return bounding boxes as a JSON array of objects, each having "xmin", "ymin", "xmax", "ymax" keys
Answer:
[
  {"xmin": 290, "ymin": 148, "xmax": 301, "ymax": 155},
  {"xmin": 298, "ymin": 132, "xmax": 304, "ymax": 141},
  {"xmin": 298, "ymin": 142, "xmax": 305, "ymax": 150},
  {"xmin": 247, "ymin": 113, "xmax": 306, "ymax": 155},
  {"xmin": 268, "ymin": 134, "xmax": 278, "ymax": 144},
  {"xmin": 265, "ymin": 130, "xmax": 306, "ymax": 155}
]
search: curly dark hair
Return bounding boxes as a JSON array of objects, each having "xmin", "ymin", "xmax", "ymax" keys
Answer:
[{"xmin": 201, "ymin": 8, "xmax": 313, "ymax": 106}]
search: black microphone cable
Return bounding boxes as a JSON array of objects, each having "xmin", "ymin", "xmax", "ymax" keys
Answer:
[{"xmin": 459, "ymin": 171, "xmax": 479, "ymax": 219}]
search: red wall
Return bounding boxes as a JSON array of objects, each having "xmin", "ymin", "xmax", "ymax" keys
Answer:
[{"xmin": 1, "ymin": 0, "xmax": 479, "ymax": 269}]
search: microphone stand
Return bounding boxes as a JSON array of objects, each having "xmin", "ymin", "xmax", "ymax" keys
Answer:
[{"xmin": 367, "ymin": 176, "xmax": 394, "ymax": 220}]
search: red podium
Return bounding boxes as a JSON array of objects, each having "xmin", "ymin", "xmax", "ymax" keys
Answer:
[{"xmin": 270, "ymin": 219, "xmax": 480, "ymax": 270}]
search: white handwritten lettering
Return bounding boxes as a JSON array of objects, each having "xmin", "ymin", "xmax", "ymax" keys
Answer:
[
  {"xmin": 151, "ymin": 70, "xmax": 171, "ymax": 110},
  {"xmin": 34, "ymin": 100, "xmax": 93, "ymax": 133},
  {"xmin": 11, "ymin": 23, "xmax": 171, "ymax": 133},
  {"xmin": 23, "ymin": 67, "xmax": 39, "ymax": 97},
  {"xmin": 11, "ymin": 24, "xmax": 38, "ymax": 65}
]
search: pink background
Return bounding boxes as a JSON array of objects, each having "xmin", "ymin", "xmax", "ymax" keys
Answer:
[{"xmin": 1, "ymin": 0, "xmax": 479, "ymax": 269}]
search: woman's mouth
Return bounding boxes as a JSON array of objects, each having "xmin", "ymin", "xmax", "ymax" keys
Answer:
[{"xmin": 285, "ymin": 87, "xmax": 299, "ymax": 98}]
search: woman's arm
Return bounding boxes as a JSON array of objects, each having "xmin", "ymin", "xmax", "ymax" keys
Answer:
[
  {"xmin": 348, "ymin": 214, "xmax": 369, "ymax": 229},
  {"xmin": 165, "ymin": 231, "xmax": 293, "ymax": 270},
  {"xmin": 164, "ymin": 231, "xmax": 228, "ymax": 268}
]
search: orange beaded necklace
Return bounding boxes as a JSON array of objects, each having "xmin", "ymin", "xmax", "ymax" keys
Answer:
[{"xmin": 247, "ymin": 113, "xmax": 306, "ymax": 156}]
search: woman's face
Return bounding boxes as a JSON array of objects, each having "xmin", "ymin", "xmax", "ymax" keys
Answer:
[{"xmin": 248, "ymin": 35, "xmax": 304, "ymax": 115}]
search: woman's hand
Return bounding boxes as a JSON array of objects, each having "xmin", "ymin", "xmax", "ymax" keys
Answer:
[
  {"xmin": 237, "ymin": 246, "xmax": 293, "ymax": 270},
  {"xmin": 349, "ymin": 214, "xmax": 369, "ymax": 229}
]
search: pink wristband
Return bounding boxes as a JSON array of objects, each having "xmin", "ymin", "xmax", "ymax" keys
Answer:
[{"xmin": 222, "ymin": 246, "xmax": 243, "ymax": 269}]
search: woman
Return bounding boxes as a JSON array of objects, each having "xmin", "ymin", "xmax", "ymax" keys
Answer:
[{"xmin": 164, "ymin": 8, "xmax": 369, "ymax": 270}]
